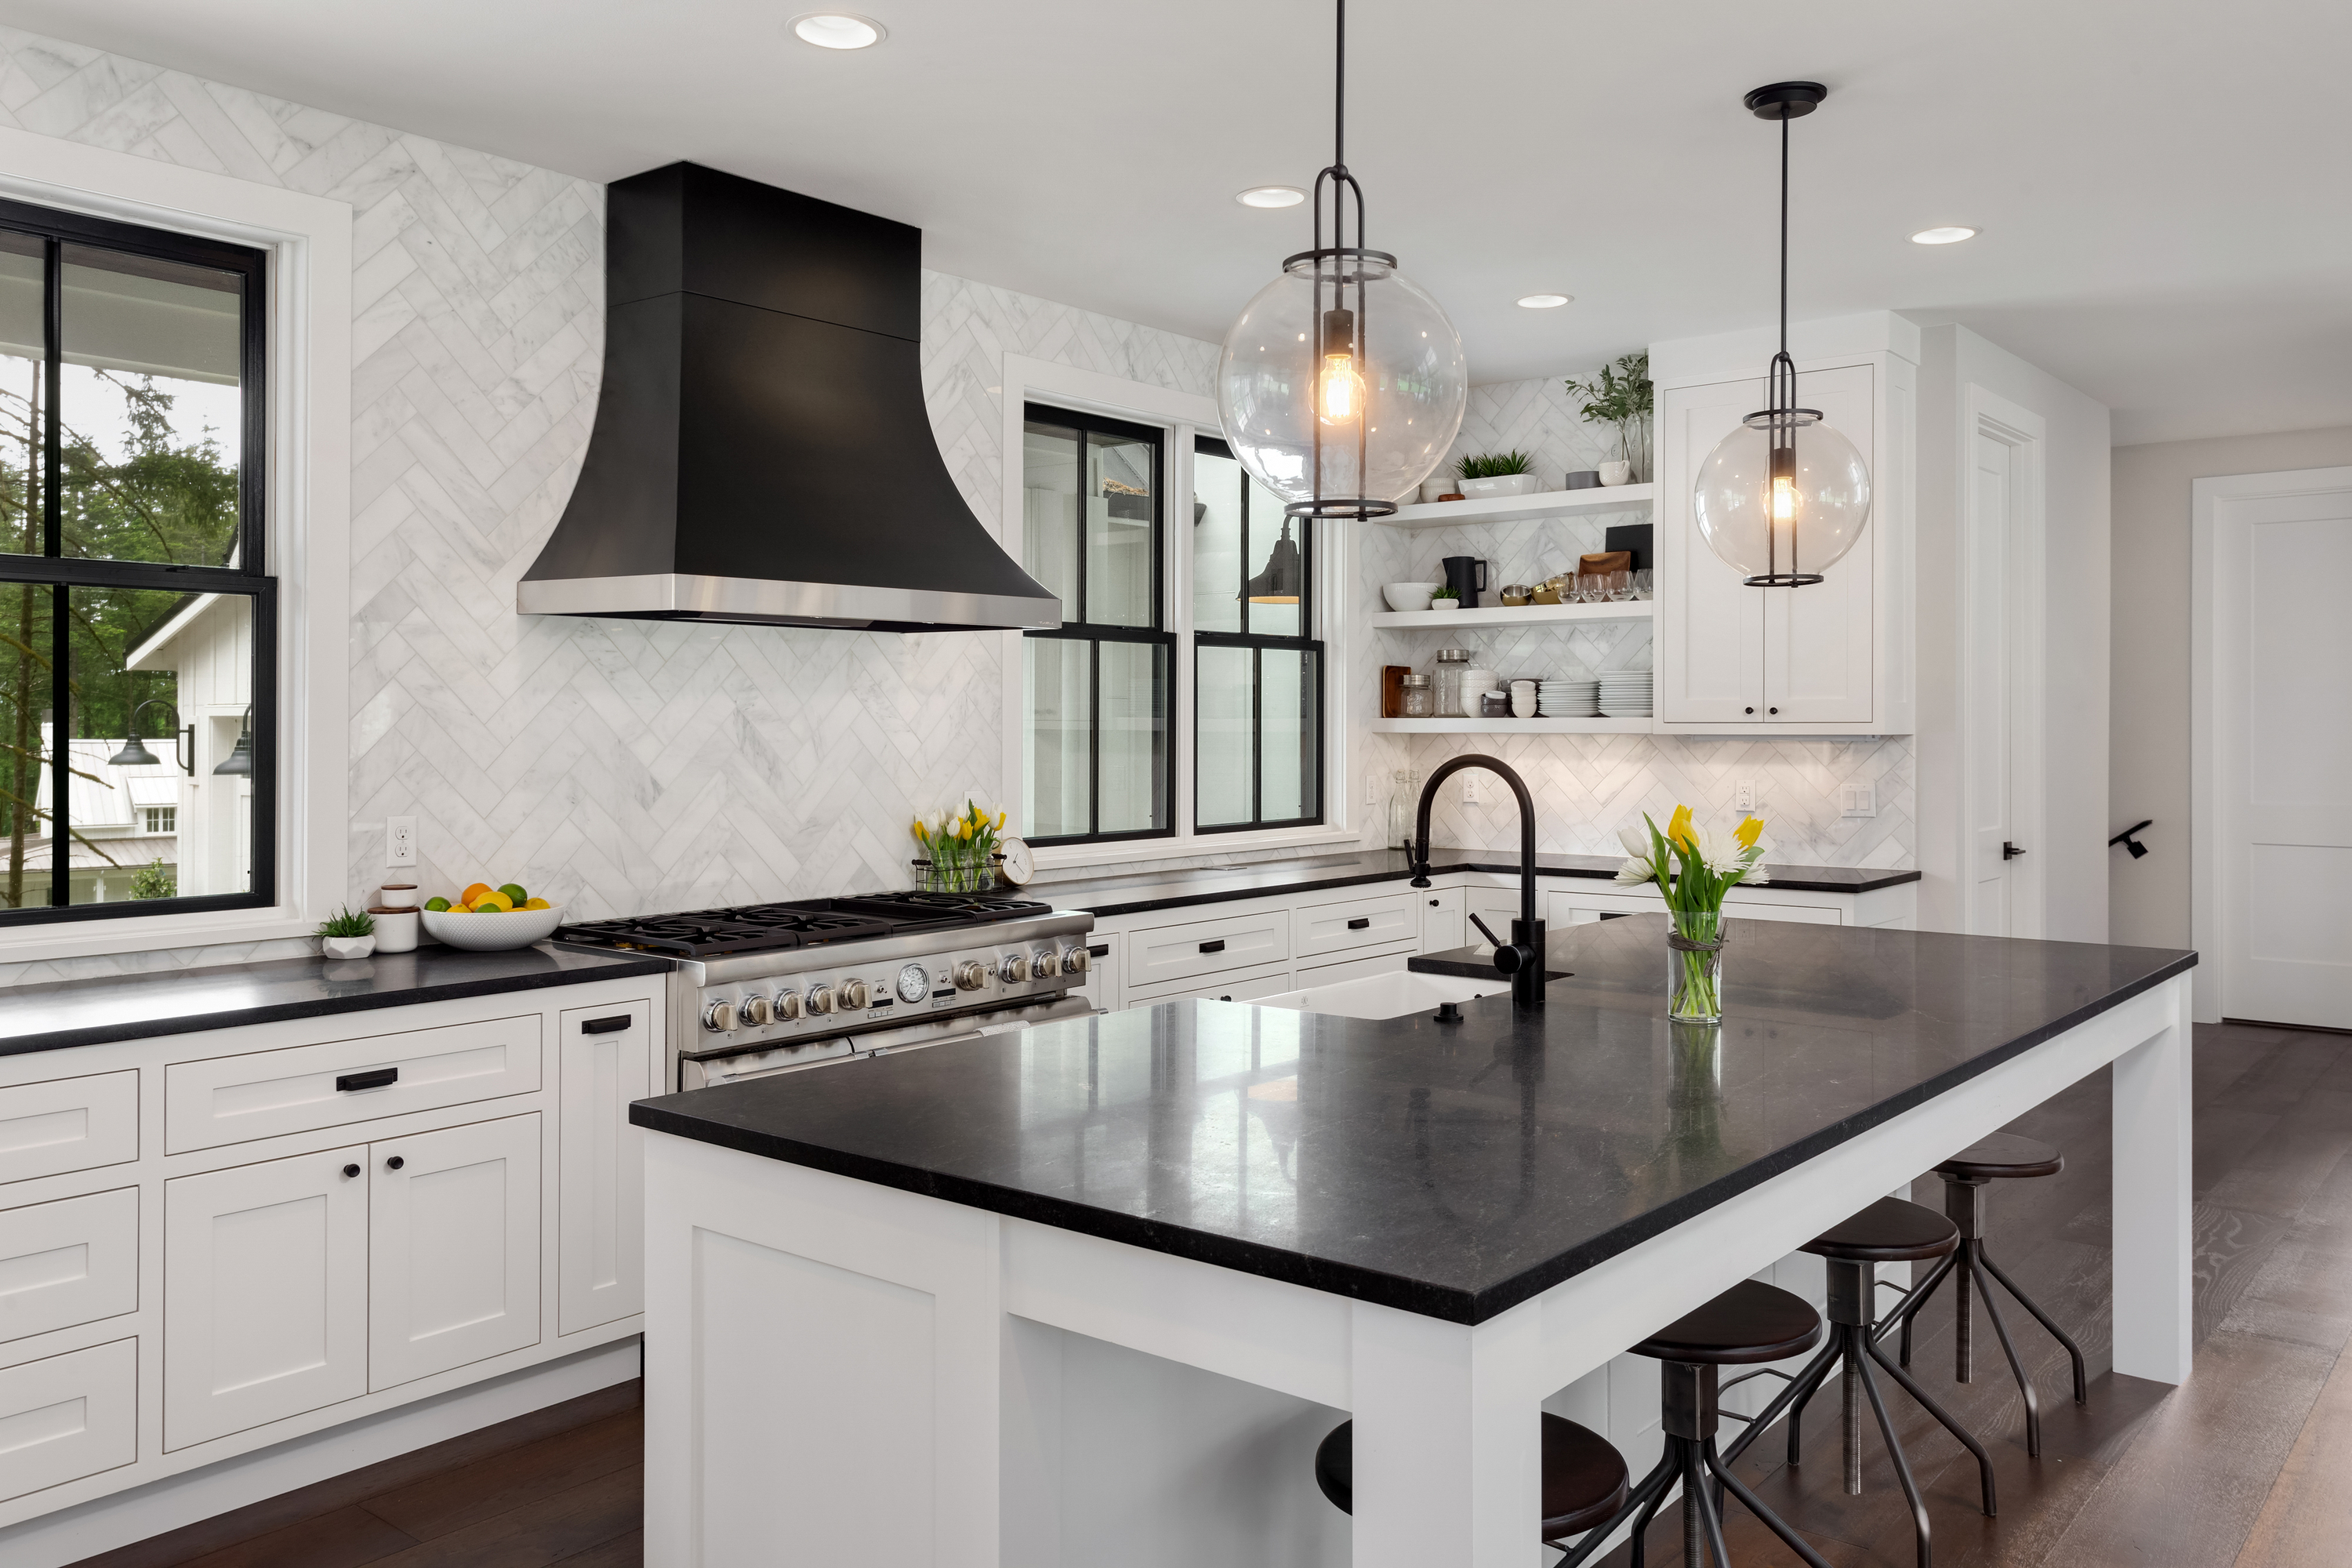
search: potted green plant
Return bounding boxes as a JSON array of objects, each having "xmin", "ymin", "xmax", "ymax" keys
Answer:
[
  {"xmin": 315, "ymin": 905, "xmax": 377, "ymax": 960},
  {"xmin": 1452, "ymin": 449, "xmax": 1539, "ymax": 501},
  {"xmin": 1428, "ymin": 584, "xmax": 1461, "ymax": 612},
  {"xmin": 1565, "ymin": 352, "xmax": 1653, "ymax": 484}
]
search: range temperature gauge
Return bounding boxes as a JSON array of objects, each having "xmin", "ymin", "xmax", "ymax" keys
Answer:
[{"xmin": 895, "ymin": 962, "xmax": 931, "ymax": 1004}]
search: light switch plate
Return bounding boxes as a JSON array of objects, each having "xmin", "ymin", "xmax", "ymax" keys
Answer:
[
  {"xmin": 386, "ymin": 816, "xmax": 418, "ymax": 866},
  {"xmin": 1733, "ymin": 781, "xmax": 1757, "ymax": 815},
  {"xmin": 1365, "ymin": 769, "xmax": 1381, "ymax": 805},
  {"xmin": 1840, "ymin": 784, "xmax": 1877, "ymax": 819}
]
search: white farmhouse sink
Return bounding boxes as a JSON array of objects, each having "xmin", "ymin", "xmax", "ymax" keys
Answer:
[{"xmin": 1250, "ymin": 968, "xmax": 1497, "ymax": 1021}]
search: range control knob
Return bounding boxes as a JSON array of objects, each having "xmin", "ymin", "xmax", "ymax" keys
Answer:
[
  {"xmin": 839, "ymin": 978, "xmax": 871, "ymax": 1011},
  {"xmin": 773, "ymin": 989, "xmax": 803, "ymax": 1022},
  {"xmin": 805, "ymin": 983, "xmax": 836, "ymax": 1015},
  {"xmin": 1062, "ymin": 945, "xmax": 1091, "ymax": 975},
  {"xmin": 1000, "ymin": 953, "xmax": 1030, "ymax": 984},
  {"xmin": 739, "ymin": 993, "xmax": 772, "ymax": 1027},
  {"xmin": 953, "ymin": 960, "xmax": 989, "ymax": 992},
  {"xmin": 702, "ymin": 999, "xmax": 739, "ymax": 1033},
  {"xmin": 1032, "ymin": 949, "xmax": 1061, "ymax": 979}
]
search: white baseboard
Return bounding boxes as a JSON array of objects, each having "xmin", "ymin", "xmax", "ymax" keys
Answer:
[{"xmin": 0, "ymin": 1337, "xmax": 641, "ymax": 1568}]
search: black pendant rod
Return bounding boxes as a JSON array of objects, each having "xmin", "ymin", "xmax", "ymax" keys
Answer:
[{"xmin": 1334, "ymin": 0, "xmax": 1345, "ymax": 171}]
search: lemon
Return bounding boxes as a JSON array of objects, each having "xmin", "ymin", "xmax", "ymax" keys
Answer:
[
  {"xmin": 475, "ymin": 890, "xmax": 514, "ymax": 912},
  {"xmin": 523, "ymin": 897, "xmax": 551, "ymax": 911}
]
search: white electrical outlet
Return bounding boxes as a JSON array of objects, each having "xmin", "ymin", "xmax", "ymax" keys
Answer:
[
  {"xmin": 1366, "ymin": 769, "xmax": 1381, "ymax": 806},
  {"xmin": 1733, "ymin": 780, "xmax": 1758, "ymax": 815},
  {"xmin": 1461, "ymin": 771, "xmax": 1482, "ymax": 805},
  {"xmin": 1840, "ymin": 784, "xmax": 1878, "ymax": 819},
  {"xmin": 386, "ymin": 816, "xmax": 418, "ymax": 867}
]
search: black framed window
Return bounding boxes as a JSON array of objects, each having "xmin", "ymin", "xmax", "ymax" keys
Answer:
[
  {"xmin": 1192, "ymin": 436, "xmax": 1322, "ymax": 831},
  {"xmin": 0, "ymin": 198, "xmax": 274, "ymax": 924},
  {"xmin": 1020, "ymin": 405, "xmax": 1173, "ymax": 845}
]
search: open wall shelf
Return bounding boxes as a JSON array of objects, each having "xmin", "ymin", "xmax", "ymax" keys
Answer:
[
  {"xmin": 1372, "ymin": 717, "xmax": 1656, "ymax": 735},
  {"xmin": 1378, "ymin": 483, "xmax": 1654, "ymax": 530},
  {"xmin": 1369, "ymin": 601, "xmax": 1653, "ymax": 632}
]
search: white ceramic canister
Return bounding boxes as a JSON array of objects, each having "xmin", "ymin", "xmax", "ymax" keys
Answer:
[
  {"xmin": 378, "ymin": 883, "xmax": 419, "ymax": 909},
  {"xmin": 370, "ymin": 908, "xmax": 419, "ymax": 953},
  {"xmin": 1459, "ymin": 666, "xmax": 1497, "ymax": 717}
]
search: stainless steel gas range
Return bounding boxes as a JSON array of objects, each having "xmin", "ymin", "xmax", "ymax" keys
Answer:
[{"xmin": 550, "ymin": 892, "xmax": 1099, "ymax": 1091}]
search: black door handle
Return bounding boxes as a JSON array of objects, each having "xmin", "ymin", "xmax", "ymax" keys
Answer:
[
  {"xmin": 336, "ymin": 1067, "xmax": 397, "ymax": 1093},
  {"xmin": 2002, "ymin": 841, "xmax": 2027, "ymax": 860},
  {"xmin": 385, "ymin": 1156, "xmax": 405, "ymax": 1171},
  {"xmin": 1347, "ymin": 917, "xmax": 1371, "ymax": 930},
  {"xmin": 1200, "ymin": 939, "xmax": 1225, "ymax": 954},
  {"xmin": 581, "ymin": 1014, "xmax": 631, "ymax": 1034}
]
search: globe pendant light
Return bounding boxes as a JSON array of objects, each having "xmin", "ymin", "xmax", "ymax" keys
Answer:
[
  {"xmin": 1216, "ymin": 0, "xmax": 1467, "ymax": 521},
  {"xmin": 1693, "ymin": 82, "xmax": 1871, "ymax": 587}
]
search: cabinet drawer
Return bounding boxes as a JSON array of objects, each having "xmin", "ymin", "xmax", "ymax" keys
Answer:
[
  {"xmin": 0, "ymin": 1338, "xmax": 136, "ymax": 1504},
  {"xmin": 1129, "ymin": 964, "xmax": 1298, "ymax": 1007},
  {"xmin": 1294, "ymin": 890, "xmax": 1417, "ymax": 960},
  {"xmin": 1126, "ymin": 908, "xmax": 1289, "ymax": 989},
  {"xmin": 166, "ymin": 1015, "xmax": 543, "ymax": 1153},
  {"xmin": 0, "ymin": 1188, "xmax": 138, "ymax": 1345},
  {"xmin": 0, "ymin": 1071, "xmax": 137, "ymax": 1187}
]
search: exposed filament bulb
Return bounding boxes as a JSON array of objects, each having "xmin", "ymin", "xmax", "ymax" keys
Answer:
[{"xmin": 1318, "ymin": 353, "xmax": 1366, "ymax": 425}]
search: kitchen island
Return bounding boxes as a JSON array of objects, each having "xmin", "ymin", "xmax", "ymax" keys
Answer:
[{"xmin": 631, "ymin": 916, "xmax": 2194, "ymax": 1567}]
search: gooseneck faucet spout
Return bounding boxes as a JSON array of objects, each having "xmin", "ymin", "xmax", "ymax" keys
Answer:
[{"xmin": 1407, "ymin": 753, "xmax": 1546, "ymax": 1007}]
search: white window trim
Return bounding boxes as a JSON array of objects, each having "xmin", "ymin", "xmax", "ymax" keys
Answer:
[
  {"xmin": 0, "ymin": 129, "xmax": 351, "ymax": 963},
  {"xmin": 995, "ymin": 355, "xmax": 1357, "ymax": 871}
]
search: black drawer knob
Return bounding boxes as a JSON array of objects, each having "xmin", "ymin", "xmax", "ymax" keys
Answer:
[
  {"xmin": 336, "ymin": 1067, "xmax": 397, "ymax": 1093},
  {"xmin": 581, "ymin": 1014, "xmax": 631, "ymax": 1034},
  {"xmin": 385, "ymin": 1155, "xmax": 405, "ymax": 1171},
  {"xmin": 341, "ymin": 1163, "xmax": 361, "ymax": 1179},
  {"xmin": 1200, "ymin": 939, "xmax": 1225, "ymax": 954},
  {"xmin": 1347, "ymin": 916, "xmax": 1371, "ymax": 930}
]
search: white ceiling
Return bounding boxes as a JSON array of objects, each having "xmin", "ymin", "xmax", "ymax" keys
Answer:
[{"xmin": 17, "ymin": 0, "xmax": 2351, "ymax": 445}]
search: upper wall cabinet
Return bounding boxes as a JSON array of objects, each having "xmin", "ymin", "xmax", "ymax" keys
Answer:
[{"xmin": 1655, "ymin": 347, "xmax": 1915, "ymax": 735}]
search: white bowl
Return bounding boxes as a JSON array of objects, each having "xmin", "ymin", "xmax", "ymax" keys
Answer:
[
  {"xmin": 422, "ymin": 903, "xmax": 566, "ymax": 951},
  {"xmin": 1382, "ymin": 581, "xmax": 1442, "ymax": 612}
]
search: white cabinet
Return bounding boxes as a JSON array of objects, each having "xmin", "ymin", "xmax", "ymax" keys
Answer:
[
  {"xmin": 1655, "ymin": 345, "xmax": 1913, "ymax": 735},
  {"xmin": 0, "ymin": 1188, "xmax": 139, "ymax": 1345},
  {"xmin": 1293, "ymin": 890, "xmax": 1417, "ymax": 960},
  {"xmin": 1466, "ymin": 887, "xmax": 1531, "ymax": 947},
  {"xmin": 1126, "ymin": 908, "xmax": 1290, "ymax": 991},
  {"xmin": 0, "ymin": 1339, "xmax": 136, "ymax": 1504},
  {"xmin": 1417, "ymin": 887, "xmax": 1465, "ymax": 953},
  {"xmin": 0, "ymin": 1071, "xmax": 138, "ymax": 1188},
  {"xmin": 1067, "ymin": 933, "xmax": 1118, "ymax": 1013},
  {"xmin": 370, "ymin": 1115, "xmax": 541, "ymax": 1390},
  {"xmin": 164, "ymin": 1145, "xmax": 370, "ymax": 1450},
  {"xmin": 560, "ymin": 1005, "xmax": 653, "ymax": 1335}
]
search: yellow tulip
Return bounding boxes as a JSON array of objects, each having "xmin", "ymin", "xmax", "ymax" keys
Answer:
[
  {"xmin": 1735, "ymin": 815, "xmax": 1764, "ymax": 850},
  {"xmin": 1667, "ymin": 804, "xmax": 1696, "ymax": 852},
  {"xmin": 995, "ymin": 809, "xmax": 1007, "ymax": 829},
  {"xmin": 913, "ymin": 818, "xmax": 927, "ymax": 843}
]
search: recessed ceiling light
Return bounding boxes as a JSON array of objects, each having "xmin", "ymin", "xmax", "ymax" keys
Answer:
[
  {"xmin": 791, "ymin": 13, "xmax": 885, "ymax": 49},
  {"xmin": 1910, "ymin": 226, "xmax": 1977, "ymax": 245},
  {"xmin": 1236, "ymin": 186, "xmax": 1306, "ymax": 209},
  {"xmin": 1517, "ymin": 293, "xmax": 1573, "ymax": 309}
]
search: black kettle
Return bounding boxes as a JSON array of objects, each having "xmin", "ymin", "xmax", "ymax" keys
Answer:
[{"xmin": 1441, "ymin": 557, "xmax": 1489, "ymax": 609}]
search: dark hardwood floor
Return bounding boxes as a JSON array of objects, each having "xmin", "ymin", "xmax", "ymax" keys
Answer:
[{"xmin": 80, "ymin": 1023, "xmax": 2352, "ymax": 1568}]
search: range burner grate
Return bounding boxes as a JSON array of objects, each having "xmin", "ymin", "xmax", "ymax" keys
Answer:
[{"xmin": 553, "ymin": 890, "xmax": 1058, "ymax": 959}]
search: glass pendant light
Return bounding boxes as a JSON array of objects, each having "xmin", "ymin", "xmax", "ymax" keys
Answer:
[
  {"xmin": 1215, "ymin": 0, "xmax": 1467, "ymax": 521},
  {"xmin": 1693, "ymin": 82, "xmax": 1871, "ymax": 586}
]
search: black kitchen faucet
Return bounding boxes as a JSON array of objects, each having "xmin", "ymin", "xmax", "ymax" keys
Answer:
[{"xmin": 1408, "ymin": 754, "xmax": 1547, "ymax": 1008}]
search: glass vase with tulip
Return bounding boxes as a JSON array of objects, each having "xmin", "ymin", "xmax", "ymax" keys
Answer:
[
  {"xmin": 1614, "ymin": 804, "xmax": 1769, "ymax": 1024},
  {"xmin": 913, "ymin": 801, "xmax": 1008, "ymax": 893}
]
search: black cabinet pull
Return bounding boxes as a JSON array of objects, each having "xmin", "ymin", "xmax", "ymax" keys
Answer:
[
  {"xmin": 1744, "ymin": 706, "xmax": 1755, "ymax": 715},
  {"xmin": 385, "ymin": 1156, "xmax": 405, "ymax": 1171},
  {"xmin": 1200, "ymin": 939, "xmax": 1225, "ymax": 954},
  {"xmin": 1769, "ymin": 706, "xmax": 1779, "ymax": 715},
  {"xmin": 1429, "ymin": 898, "xmax": 1440, "ymax": 907},
  {"xmin": 341, "ymin": 1163, "xmax": 361, "ymax": 1179},
  {"xmin": 336, "ymin": 1067, "xmax": 397, "ymax": 1093},
  {"xmin": 1347, "ymin": 917, "xmax": 1371, "ymax": 930},
  {"xmin": 581, "ymin": 1014, "xmax": 631, "ymax": 1034},
  {"xmin": 1089, "ymin": 943, "xmax": 1109, "ymax": 957},
  {"xmin": 1219, "ymin": 995, "xmax": 1233, "ymax": 1001}
]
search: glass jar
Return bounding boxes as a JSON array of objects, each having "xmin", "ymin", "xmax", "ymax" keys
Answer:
[
  {"xmin": 1667, "ymin": 909, "xmax": 1730, "ymax": 1023},
  {"xmin": 1432, "ymin": 648, "xmax": 1471, "ymax": 718},
  {"xmin": 1387, "ymin": 768, "xmax": 1421, "ymax": 848},
  {"xmin": 1400, "ymin": 673, "xmax": 1434, "ymax": 717}
]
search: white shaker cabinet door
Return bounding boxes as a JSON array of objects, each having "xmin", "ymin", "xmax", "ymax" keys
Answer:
[
  {"xmin": 559, "ymin": 1005, "xmax": 652, "ymax": 1335},
  {"xmin": 164, "ymin": 1146, "xmax": 369, "ymax": 1450},
  {"xmin": 369, "ymin": 1114, "xmax": 542, "ymax": 1391},
  {"xmin": 1657, "ymin": 377, "xmax": 1769, "ymax": 722}
]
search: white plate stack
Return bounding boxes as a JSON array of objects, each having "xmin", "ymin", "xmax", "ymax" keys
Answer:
[
  {"xmin": 1537, "ymin": 678, "xmax": 1599, "ymax": 717},
  {"xmin": 1597, "ymin": 670, "xmax": 1653, "ymax": 717}
]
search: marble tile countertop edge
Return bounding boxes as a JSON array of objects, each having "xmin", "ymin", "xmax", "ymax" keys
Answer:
[
  {"xmin": 1039, "ymin": 848, "xmax": 1921, "ymax": 918},
  {"xmin": 0, "ymin": 946, "xmax": 674, "ymax": 1058}
]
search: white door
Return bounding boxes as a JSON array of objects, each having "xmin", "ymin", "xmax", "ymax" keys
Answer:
[
  {"xmin": 370, "ymin": 1114, "xmax": 542, "ymax": 1389},
  {"xmin": 560, "ymin": 1006, "xmax": 652, "ymax": 1334},
  {"xmin": 2207, "ymin": 468, "xmax": 2352, "ymax": 1027},
  {"xmin": 1961, "ymin": 390, "xmax": 2046, "ymax": 937},
  {"xmin": 1762, "ymin": 363, "xmax": 1877, "ymax": 724},
  {"xmin": 165, "ymin": 1146, "xmax": 368, "ymax": 1450},
  {"xmin": 1659, "ymin": 378, "xmax": 1769, "ymax": 722}
]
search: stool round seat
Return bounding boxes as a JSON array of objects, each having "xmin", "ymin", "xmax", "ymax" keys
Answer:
[
  {"xmin": 1633, "ymin": 1279, "xmax": 1822, "ymax": 1364},
  {"xmin": 1936, "ymin": 1132, "xmax": 2064, "ymax": 1181},
  {"xmin": 1314, "ymin": 1413, "xmax": 1628, "ymax": 1538},
  {"xmin": 1802, "ymin": 1196, "xmax": 1958, "ymax": 1264}
]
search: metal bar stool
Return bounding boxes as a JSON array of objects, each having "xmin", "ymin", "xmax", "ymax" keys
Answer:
[
  {"xmin": 1722, "ymin": 1199, "xmax": 1996, "ymax": 1568},
  {"xmin": 1878, "ymin": 1133, "xmax": 2089, "ymax": 1457},
  {"xmin": 1558, "ymin": 1279, "xmax": 1835, "ymax": 1568},
  {"xmin": 1314, "ymin": 1410, "xmax": 1629, "ymax": 1555}
]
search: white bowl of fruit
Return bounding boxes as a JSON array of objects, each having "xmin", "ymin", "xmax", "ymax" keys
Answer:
[{"xmin": 419, "ymin": 882, "xmax": 564, "ymax": 950}]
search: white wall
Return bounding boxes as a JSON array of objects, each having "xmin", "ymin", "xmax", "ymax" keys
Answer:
[
  {"xmin": 2108, "ymin": 423, "xmax": 2352, "ymax": 949},
  {"xmin": 1914, "ymin": 325, "xmax": 2112, "ymax": 941}
]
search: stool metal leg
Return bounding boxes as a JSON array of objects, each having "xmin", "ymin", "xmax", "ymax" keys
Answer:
[
  {"xmin": 1718, "ymin": 1337, "xmax": 1837, "ymax": 1470},
  {"xmin": 1978, "ymin": 1243, "xmax": 2090, "ymax": 1404},
  {"xmin": 1685, "ymin": 1439, "xmax": 1731, "ymax": 1568},
  {"xmin": 1966, "ymin": 1249, "xmax": 2044, "ymax": 1457},
  {"xmin": 1705, "ymin": 1439, "xmax": 1836, "ymax": 1568},
  {"xmin": 1854, "ymin": 1349, "xmax": 1934, "ymax": 1568},
  {"xmin": 1882, "ymin": 1250, "xmax": 1957, "ymax": 1367},
  {"xmin": 1867, "ymin": 1334, "xmax": 1998, "ymax": 1515},
  {"xmin": 1782, "ymin": 1343, "xmax": 1840, "ymax": 1467},
  {"xmin": 1955, "ymin": 1242, "xmax": 1974, "ymax": 1381}
]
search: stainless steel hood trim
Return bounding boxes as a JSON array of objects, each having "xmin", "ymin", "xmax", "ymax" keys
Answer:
[{"xmin": 516, "ymin": 572, "xmax": 1061, "ymax": 630}]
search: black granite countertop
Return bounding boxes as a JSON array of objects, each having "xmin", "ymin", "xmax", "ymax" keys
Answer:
[
  {"xmin": 633, "ymin": 916, "xmax": 2192, "ymax": 1324},
  {"xmin": 0, "ymin": 945, "xmax": 673, "ymax": 1057},
  {"xmin": 1037, "ymin": 848, "xmax": 1918, "ymax": 917}
]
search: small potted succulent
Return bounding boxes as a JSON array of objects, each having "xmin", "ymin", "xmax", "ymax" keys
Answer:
[
  {"xmin": 315, "ymin": 906, "xmax": 377, "ymax": 960},
  {"xmin": 1566, "ymin": 353, "xmax": 1653, "ymax": 485},
  {"xmin": 1428, "ymin": 584, "xmax": 1461, "ymax": 612},
  {"xmin": 1453, "ymin": 450, "xmax": 1539, "ymax": 500}
]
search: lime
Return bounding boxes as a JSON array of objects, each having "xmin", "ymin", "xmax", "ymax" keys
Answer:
[
  {"xmin": 424, "ymin": 896, "xmax": 452, "ymax": 912},
  {"xmin": 498, "ymin": 883, "xmax": 528, "ymax": 905}
]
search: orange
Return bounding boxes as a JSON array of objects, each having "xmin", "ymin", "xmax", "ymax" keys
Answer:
[{"xmin": 459, "ymin": 882, "xmax": 492, "ymax": 907}]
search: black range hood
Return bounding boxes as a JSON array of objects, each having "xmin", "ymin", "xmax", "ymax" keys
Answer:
[{"xmin": 517, "ymin": 162, "xmax": 1060, "ymax": 632}]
